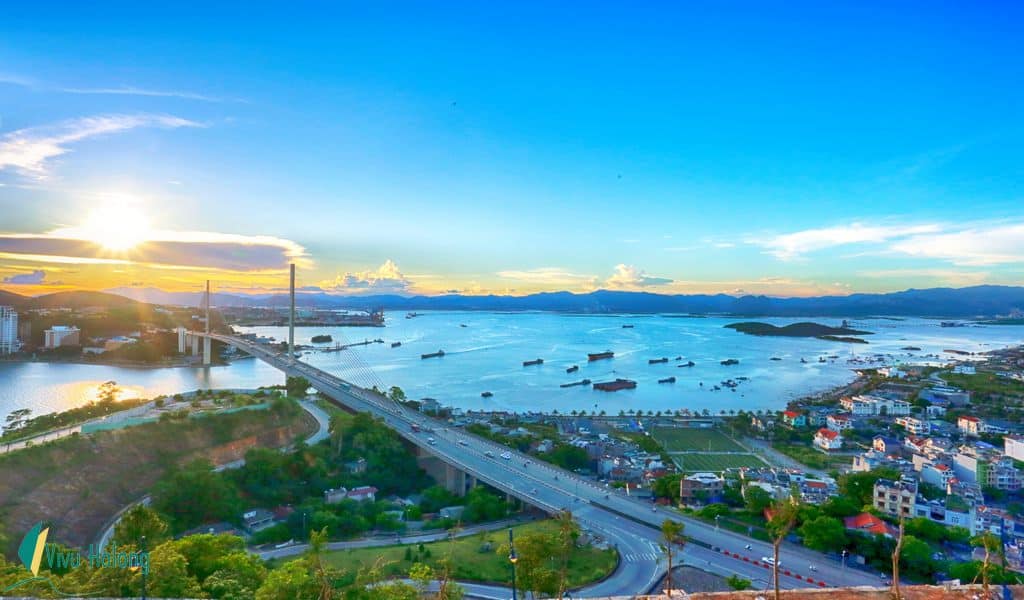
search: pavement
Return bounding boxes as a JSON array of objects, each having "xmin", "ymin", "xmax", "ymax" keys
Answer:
[{"xmin": 204, "ymin": 333, "xmax": 885, "ymax": 597}]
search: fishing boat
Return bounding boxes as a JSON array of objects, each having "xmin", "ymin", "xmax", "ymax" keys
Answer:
[
  {"xmin": 421, "ymin": 350, "xmax": 445, "ymax": 359},
  {"xmin": 648, "ymin": 357, "xmax": 669, "ymax": 364},
  {"xmin": 588, "ymin": 351, "xmax": 614, "ymax": 361},
  {"xmin": 481, "ymin": 391, "xmax": 493, "ymax": 398},
  {"xmin": 391, "ymin": 341, "xmax": 402, "ymax": 348},
  {"xmin": 593, "ymin": 378, "xmax": 636, "ymax": 391},
  {"xmin": 658, "ymin": 376, "xmax": 676, "ymax": 384},
  {"xmin": 566, "ymin": 365, "xmax": 579, "ymax": 373},
  {"xmin": 523, "ymin": 358, "xmax": 544, "ymax": 366}
]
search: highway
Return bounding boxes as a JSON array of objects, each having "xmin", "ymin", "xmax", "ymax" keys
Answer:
[{"xmin": 203, "ymin": 333, "xmax": 882, "ymax": 596}]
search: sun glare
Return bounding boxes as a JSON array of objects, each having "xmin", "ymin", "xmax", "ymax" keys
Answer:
[{"xmin": 75, "ymin": 203, "xmax": 153, "ymax": 251}]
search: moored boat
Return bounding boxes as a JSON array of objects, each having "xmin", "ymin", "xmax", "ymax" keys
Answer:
[
  {"xmin": 421, "ymin": 350, "xmax": 445, "ymax": 359},
  {"xmin": 523, "ymin": 358, "xmax": 544, "ymax": 366},
  {"xmin": 588, "ymin": 351, "xmax": 614, "ymax": 361},
  {"xmin": 593, "ymin": 378, "xmax": 637, "ymax": 391}
]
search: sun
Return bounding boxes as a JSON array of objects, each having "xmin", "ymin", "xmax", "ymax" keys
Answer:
[{"xmin": 75, "ymin": 203, "xmax": 153, "ymax": 251}]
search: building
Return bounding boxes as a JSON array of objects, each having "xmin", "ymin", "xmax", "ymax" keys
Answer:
[
  {"xmin": 874, "ymin": 477, "xmax": 918, "ymax": 517},
  {"xmin": 958, "ymin": 415, "xmax": 984, "ymax": 436},
  {"xmin": 324, "ymin": 487, "xmax": 349, "ymax": 504},
  {"xmin": 826, "ymin": 413, "xmax": 854, "ymax": 431},
  {"xmin": 44, "ymin": 325, "xmax": 80, "ymax": 349},
  {"xmin": 873, "ymin": 435, "xmax": 903, "ymax": 456},
  {"xmin": 840, "ymin": 394, "xmax": 910, "ymax": 417},
  {"xmin": 920, "ymin": 462, "xmax": 956, "ymax": 489},
  {"xmin": 814, "ymin": 428, "xmax": 843, "ymax": 451},
  {"xmin": 347, "ymin": 486, "xmax": 378, "ymax": 502},
  {"xmin": 896, "ymin": 416, "xmax": 931, "ymax": 435},
  {"xmin": 844, "ymin": 512, "xmax": 898, "ymax": 538},
  {"xmin": 782, "ymin": 410, "xmax": 806, "ymax": 428},
  {"xmin": 679, "ymin": 472, "xmax": 725, "ymax": 505},
  {"xmin": 953, "ymin": 447, "xmax": 1022, "ymax": 491},
  {"xmin": 103, "ymin": 336, "xmax": 137, "ymax": 351},
  {"xmin": 241, "ymin": 508, "xmax": 276, "ymax": 533},
  {"xmin": 920, "ymin": 386, "xmax": 971, "ymax": 407},
  {"xmin": 1006, "ymin": 435, "xmax": 1024, "ymax": 462},
  {"xmin": 878, "ymin": 367, "xmax": 906, "ymax": 379},
  {"xmin": 953, "ymin": 364, "xmax": 977, "ymax": 375},
  {"xmin": 345, "ymin": 457, "xmax": 368, "ymax": 474},
  {"xmin": 0, "ymin": 306, "xmax": 17, "ymax": 355}
]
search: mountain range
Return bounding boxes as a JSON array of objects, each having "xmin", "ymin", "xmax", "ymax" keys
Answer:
[{"xmin": 87, "ymin": 285, "xmax": 1024, "ymax": 318}]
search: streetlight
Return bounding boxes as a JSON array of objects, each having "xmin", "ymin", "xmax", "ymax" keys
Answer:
[
  {"xmin": 508, "ymin": 527, "xmax": 518, "ymax": 600},
  {"xmin": 715, "ymin": 514, "xmax": 720, "ymax": 531},
  {"xmin": 841, "ymin": 549, "xmax": 848, "ymax": 569}
]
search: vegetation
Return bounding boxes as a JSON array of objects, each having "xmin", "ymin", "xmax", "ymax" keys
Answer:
[
  {"xmin": 725, "ymin": 321, "xmax": 872, "ymax": 337},
  {"xmin": 1, "ymin": 381, "xmax": 149, "ymax": 442},
  {"xmin": 650, "ymin": 427, "xmax": 745, "ymax": 452},
  {"xmin": 671, "ymin": 453, "xmax": 765, "ymax": 471}
]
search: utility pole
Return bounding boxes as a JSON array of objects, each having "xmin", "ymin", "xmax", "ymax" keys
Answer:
[
  {"xmin": 289, "ymin": 264, "xmax": 296, "ymax": 361},
  {"xmin": 508, "ymin": 527, "xmax": 518, "ymax": 600},
  {"xmin": 140, "ymin": 535, "xmax": 147, "ymax": 600}
]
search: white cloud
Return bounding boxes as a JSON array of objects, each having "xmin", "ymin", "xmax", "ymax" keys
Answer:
[
  {"xmin": 859, "ymin": 268, "xmax": 991, "ymax": 286},
  {"xmin": 496, "ymin": 267, "xmax": 598, "ymax": 287},
  {"xmin": 754, "ymin": 222, "xmax": 942, "ymax": 260},
  {"xmin": 320, "ymin": 260, "xmax": 413, "ymax": 293},
  {"xmin": 889, "ymin": 223, "xmax": 1024, "ymax": 266},
  {"xmin": 2, "ymin": 269, "xmax": 46, "ymax": 284},
  {"xmin": 57, "ymin": 86, "xmax": 231, "ymax": 102},
  {"xmin": 0, "ymin": 114, "xmax": 203, "ymax": 177},
  {"xmin": 605, "ymin": 264, "xmax": 673, "ymax": 288}
]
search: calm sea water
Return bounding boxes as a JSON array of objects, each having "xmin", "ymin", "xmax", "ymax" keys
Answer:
[{"xmin": 1, "ymin": 312, "xmax": 1021, "ymax": 421}]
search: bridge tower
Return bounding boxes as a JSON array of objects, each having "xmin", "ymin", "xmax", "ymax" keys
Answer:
[{"xmin": 202, "ymin": 280, "xmax": 212, "ymax": 365}]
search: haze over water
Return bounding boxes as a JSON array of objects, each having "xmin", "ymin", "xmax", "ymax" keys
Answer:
[{"xmin": 3, "ymin": 312, "xmax": 1020, "ymax": 421}]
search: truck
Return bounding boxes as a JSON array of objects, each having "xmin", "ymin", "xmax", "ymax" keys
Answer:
[{"xmin": 411, "ymin": 424, "xmax": 421, "ymax": 433}]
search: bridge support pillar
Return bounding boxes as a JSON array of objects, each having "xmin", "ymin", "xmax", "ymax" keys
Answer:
[
  {"xmin": 416, "ymin": 447, "xmax": 473, "ymax": 497},
  {"xmin": 177, "ymin": 327, "xmax": 186, "ymax": 354},
  {"xmin": 189, "ymin": 334, "xmax": 198, "ymax": 355},
  {"xmin": 203, "ymin": 337, "xmax": 211, "ymax": 365}
]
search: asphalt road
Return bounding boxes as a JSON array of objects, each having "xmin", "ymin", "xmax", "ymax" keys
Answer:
[{"xmin": 206, "ymin": 333, "xmax": 883, "ymax": 597}]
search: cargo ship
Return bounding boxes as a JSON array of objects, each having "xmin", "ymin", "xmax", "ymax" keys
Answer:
[
  {"xmin": 391, "ymin": 341, "xmax": 402, "ymax": 348},
  {"xmin": 658, "ymin": 376, "xmax": 676, "ymax": 384},
  {"xmin": 523, "ymin": 358, "xmax": 544, "ymax": 366},
  {"xmin": 720, "ymin": 358, "xmax": 739, "ymax": 366},
  {"xmin": 588, "ymin": 351, "xmax": 614, "ymax": 361},
  {"xmin": 593, "ymin": 378, "xmax": 636, "ymax": 392},
  {"xmin": 649, "ymin": 357, "xmax": 668, "ymax": 364},
  {"xmin": 622, "ymin": 324, "xmax": 634, "ymax": 328},
  {"xmin": 677, "ymin": 360, "xmax": 696, "ymax": 368},
  {"xmin": 481, "ymin": 391, "xmax": 493, "ymax": 398},
  {"xmin": 421, "ymin": 350, "xmax": 445, "ymax": 359},
  {"xmin": 560, "ymin": 379, "xmax": 591, "ymax": 388},
  {"xmin": 566, "ymin": 365, "xmax": 579, "ymax": 373}
]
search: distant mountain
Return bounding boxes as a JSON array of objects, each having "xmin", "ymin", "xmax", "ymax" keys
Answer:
[
  {"xmin": 100, "ymin": 284, "xmax": 1024, "ymax": 318},
  {"xmin": 0, "ymin": 289, "xmax": 28, "ymax": 307},
  {"xmin": 27, "ymin": 290, "xmax": 145, "ymax": 310}
]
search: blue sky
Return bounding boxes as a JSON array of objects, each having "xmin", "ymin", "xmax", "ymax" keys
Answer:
[{"xmin": 1, "ymin": 2, "xmax": 1022, "ymax": 297}]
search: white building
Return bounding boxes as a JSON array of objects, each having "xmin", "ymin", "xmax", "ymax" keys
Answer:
[
  {"xmin": 814, "ymin": 428, "xmax": 843, "ymax": 451},
  {"xmin": 953, "ymin": 364, "xmax": 977, "ymax": 375},
  {"xmin": 841, "ymin": 394, "xmax": 910, "ymax": 417},
  {"xmin": 44, "ymin": 325, "xmax": 80, "ymax": 349},
  {"xmin": 0, "ymin": 306, "xmax": 17, "ymax": 355},
  {"xmin": 896, "ymin": 416, "xmax": 931, "ymax": 435},
  {"xmin": 827, "ymin": 413, "xmax": 854, "ymax": 431},
  {"xmin": 878, "ymin": 367, "xmax": 906, "ymax": 379},
  {"xmin": 958, "ymin": 415, "xmax": 984, "ymax": 436},
  {"xmin": 1006, "ymin": 436, "xmax": 1024, "ymax": 462}
]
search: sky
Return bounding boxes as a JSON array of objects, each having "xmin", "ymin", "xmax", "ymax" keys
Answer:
[{"xmin": 1, "ymin": 2, "xmax": 1022, "ymax": 298}]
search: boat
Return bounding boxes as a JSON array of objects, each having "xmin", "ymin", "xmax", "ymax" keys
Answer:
[
  {"xmin": 523, "ymin": 358, "xmax": 544, "ymax": 366},
  {"xmin": 800, "ymin": 358, "xmax": 807, "ymax": 363},
  {"xmin": 593, "ymin": 378, "xmax": 637, "ymax": 392},
  {"xmin": 677, "ymin": 361, "xmax": 696, "ymax": 368},
  {"xmin": 770, "ymin": 357, "xmax": 782, "ymax": 361},
  {"xmin": 658, "ymin": 376, "xmax": 676, "ymax": 384},
  {"xmin": 622, "ymin": 324, "xmax": 634, "ymax": 329},
  {"xmin": 901, "ymin": 346, "xmax": 921, "ymax": 351},
  {"xmin": 720, "ymin": 358, "xmax": 739, "ymax": 366},
  {"xmin": 560, "ymin": 379, "xmax": 592, "ymax": 388},
  {"xmin": 391, "ymin": 342, "xmax": 402, "ymax": 348},
  {"xmin": 481, "ymin": 391, "xmax": 493, "ymax": 398},
  {"xmin": 588, "ymin": 351, "xmax": 614, "ymax": 361},
  {"xmin": 566, "ymin": 365, "xmax": 579, "ymax": 373},
  {"xmin": 460, "ymin": 324, "xmax": 468, "ymax": 328},
  {"xmin": 818, "ymin": 357, "xmax": 826, "ymax": 363},
  {"xmin": 406, "ymin": 312, "xmax": 420, "ymax": 319},
  {"xmin": 674, "ymin": 356, "xmax": 682, "ymax": 361},
  {"xmin": 421, "ymin": 350, "xmax": 445, "ymax": 359},
  {"xmin": 648, "ymin": 357, "xmax": 669, "ymax": 364}
]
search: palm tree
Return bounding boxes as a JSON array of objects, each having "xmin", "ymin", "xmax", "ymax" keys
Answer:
[
  {"xmin": 661, "ymin": 519, "xmax": 685, "ymax": 596},
  {"xmin": 767, "ymin": 498, "xmax": 800, "ymax": 600}
]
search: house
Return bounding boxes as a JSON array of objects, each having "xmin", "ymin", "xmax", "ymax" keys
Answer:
[
  {"xmin": 841, "ymin": 394, "xmax": 910, "ymax": 416},
  {"xmin": 873, "ymin": 477, "xmax": 918, "ymax": 518},
  {"xmin": 345, "ymin": 458, "xmax": 368, "ymax": 474},
  {"xmin": 439, "ymin": 506, "xmax": 465, "ymax": 520},
  {"xmin": 844, "ymin": 512, "xmax": 898, "ymax": 538},
  {"xmin": 958, "ymin": 415, "xmax": 984, "ymax": 436},
  {"xmin": 242, "ymin": 508, "xmax": 276, "ymax": 533},
  {"xmin": 324, "ymin": 487, "xmax": 349, "ymax": 504},
  {"xmin": 826, "ymin": 413, "xmax": 854, "ymax": 431},
  {"xmin": 925, "ymin": 404, "xmax": 947, "ymax": 418},
  {"xmin": 873, "ymin": 435, "xmax": 902, "ymax": 456},
  {"xmin": 750, "ymin": 415, "xmax": 775, "ymax": 431},
  {"xmin": 878, "ymin": 367, "xmax": 907, "ymax": 379},
  {"xmin": 782, "ymin": 410, "xmax": 807, "ymax": 428},
  {"xmin": 814, "ymin": 428, "xmax": 843, "ymax": 451},
  {"xmin": 347, "ymin": 486, "xmax": 378, "ymax": 502},
  {"xmin": 1006, "ymin": 435, "xmax": 1024, "ymax": 462},
  {"xmin": 799, "ymin": 480, "xmax": 834, "ymax": 505},
  {"xmin": 896, "ymin": 416, "xmax": 930, "ymax": 435},
  {"xmin": 920, "ymin": 462, "xmax": 956, "ymax": 489},
  {"xmin": 679, "ymin": 472, "xmax": 725, "ymax": 505}
]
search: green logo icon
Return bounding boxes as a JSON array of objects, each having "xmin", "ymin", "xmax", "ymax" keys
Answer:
[{"xmin": 17, "ymin": 521, "xmax": 50, "ymax": 577}]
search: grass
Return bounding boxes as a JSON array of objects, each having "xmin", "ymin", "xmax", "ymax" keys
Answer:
[
  {"xmin": 940, "ymin": 372, "xmax": 1024, "ymax": 398},
  {"xmin": 670, "ymin": 453, "xmax": 765, "ymax": 471},
  {"xmin": 651, "ymin": 427, "xmax": 746, "ymax": 452},
  {"xmin": 772, "ymin": 443, "xmax": 848, "ymax": 471},
  {"xmin": 320, "ymin": 520, "xmax": 617, "ymax": 587}
]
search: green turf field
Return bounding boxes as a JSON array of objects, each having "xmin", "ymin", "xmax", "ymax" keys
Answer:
[
  {"xmin": 651, "ymin": 427, "xmax": 746, "ymax": 452},
  {"xmin": 670, "ymin": 453, "xmax": 765, "ymax": 471}
]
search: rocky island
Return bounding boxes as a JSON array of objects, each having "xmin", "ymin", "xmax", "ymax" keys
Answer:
[{"xmin": 725, "ymin": 321, "xmax": 873, "ymax": 343}]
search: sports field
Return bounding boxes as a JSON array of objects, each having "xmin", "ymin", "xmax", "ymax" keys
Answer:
[
  {"xmin": 670, "ymin": 453, "xmax": 766, "ymax": 471},
  {"xmin": 651, "ymin": 427, "xmax": 746, "ymax": 452}
]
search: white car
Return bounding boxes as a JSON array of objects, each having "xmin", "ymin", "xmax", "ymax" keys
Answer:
[
  {"xmin": 458, "ymin": 439, "xmax": 468, "ymax": 446},
  {"xmin": 427, "ymin": 437, "xmax": 436, "ymax": 445},
  {"xmin": 500, "ymin": 452, "xmax": 512, "ymax": 460},
  {"xmin": 762, "ymin": 556, "xmax": 778, "ymax": 566}
]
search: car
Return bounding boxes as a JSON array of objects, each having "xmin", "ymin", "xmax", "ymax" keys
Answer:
[
  {"xmin": 744, "ymin": 544, "xmax": 752, "ymax": 550},
  {"xmin": 762, "ymin": 557, "xmax": 778, "ymax": 566},
  {"xmin": 531, "ymin": 487, "xmax": 538, "ymax": 494},
  {"xmin": 427, "ymin": 437, "xmax": 436, "ymax": 445},
  {"xmin": 500, "ymin": 452, "xmax": 512, "ymax": 460},
  {"xmin": 485, "ymin": 451, "xmax": 494, "ymax": 457},
  {"xmin": 458, "ymin": 439, "xmax": 468, "ymax": 446},
  {"xmin": 651, "ymin": 506, "xmax": 657, "ymax": 512},
  {"xmin": 809, "ymin": 565, "xmax": 818, "ymax": 572}
]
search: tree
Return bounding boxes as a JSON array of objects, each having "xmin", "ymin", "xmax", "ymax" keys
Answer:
[
  {"xmin": 147, "ymin": 543, "xmax": 204, "ymax": 599},
  {"xmin": 203, "ymin": 551, "xmax": 267, "ymax": 600},
  {"xmin": 498, "ymin": 531, "xmax": 558, "ymax": 597},
  {"xmin": 286, "ymin": 376, "xmax": 311, "ymax": 398},
  {"xmin": 726, "ymin": 575, "xmax": 752, "ymax": 590},
  {"xmin": 170, "ymin": 533, "xmax": 247, "ymax": 582},
  {"xmin": 839, "ymin": 468, "xmax": 898, "ymax": 507},
  {"xmin": 798, "ymin": 516, "xmax": 847, "ymax": 553},
  {"xmin": 891, "ymin": 517, "xmax": 904, "ymax": 600},
  {"xmin": 151, "ymin": 459, "xmax": 244, "ymax": 532},
  {"xmin": 767, "ymin": 498, "xmax": 800, "ymax": 600},
  {"xmin": 112, "ymin": 505, "xmax": 170, "ymax": 547},
  {"xmin": 552, "ymin": 511, "xmax": 580, "ymax": 599},
  {"xmin": 744, "ymin": 485, "xmax": 772, "ymax": 515},
  {"xmin": 661, "ymin": 519, "xmax": 684, "ymax": 596},
  {"xmin": 973, "ymin": 531, "xmax": 1003, "ymax": 597},
  {"xmin": 388, "ymin": 386, "xmax": 406, "ymax": 402},
  {"xmin": 255, "ymin": 559, "xmax": 317, "ymax": 600}
]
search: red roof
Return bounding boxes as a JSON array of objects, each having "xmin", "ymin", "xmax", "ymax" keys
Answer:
[
  {"xmin": 783, "ymin": 410, "xmax": 802, "ymax": 418},
  {"xmin": 844, "ymin": 513, "xmax": 896, "ymax": 536},
  {"xmin": 960, "ymin": 415, "xmax": 980, "ymax": 422},
  {"xmin": 805, "ymin": 481, "xmax": 828, "ymax": 489},
  {"xmin": 817, "ymin": 428, "xmax": 840, "ymax": 440},
  {"xmin": 829, "ymin": 414, "xmax": 851, "ymax": 421}
]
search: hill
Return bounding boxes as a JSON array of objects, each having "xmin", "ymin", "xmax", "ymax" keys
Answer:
[
  {"xmin": 27, "ymin": 290, "xmax": 147, "ymax": 310},
  {"xmin": 106, "ymin": 284, "xmax": 1024, "ymax": 318},
  {"xmin": 725, "ymin": 322, "xmax": 873, "ymax": 337},
  {"xmin": 0, "ymin": 289, "xmax": 27, "ymax": 307}
]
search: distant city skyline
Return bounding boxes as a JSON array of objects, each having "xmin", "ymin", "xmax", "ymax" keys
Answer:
[{"xmin": 1, "ymin": 3, "xmax": 1022, "ymax": 298}]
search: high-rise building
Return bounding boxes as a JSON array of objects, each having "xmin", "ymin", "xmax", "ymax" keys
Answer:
[
  {"xmin": 0, "ymin": 306, "xmax": 17, "ymax": 354},
  {"xmin": 44, "ymin": 325, "xmax": 80, "ymax": 349}
]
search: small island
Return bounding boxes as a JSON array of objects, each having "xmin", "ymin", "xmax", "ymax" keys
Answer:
[{"xmin": 725, "ymin": 321, "xmax": 872, "ymax": 344}]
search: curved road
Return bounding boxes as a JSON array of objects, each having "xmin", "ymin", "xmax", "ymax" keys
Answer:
[{"xmin": 204, "ymin": 333, "xmax": 882, "ymax": 596}]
